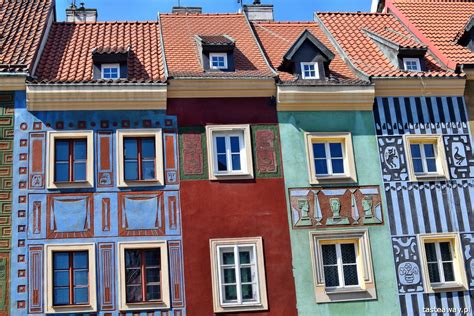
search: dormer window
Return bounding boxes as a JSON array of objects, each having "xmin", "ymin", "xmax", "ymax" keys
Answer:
[
  {"xmin": 301, "ymin": 62, "xmax": 319, "ymax": 79},
  {"xmin": 101, "ymin": 63, "xmax": 120, "ymax": 79},
  {"xmin": 209, "ymin": 53, "xmax": 228, "ymax": 70},
  {"xmin": 403, "ymin": 58, "xmax": 421, "ymax": 71}
]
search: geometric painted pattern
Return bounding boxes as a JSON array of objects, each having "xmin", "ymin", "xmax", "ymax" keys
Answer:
[{"xmin": 0, "ymin": 93, "xmax": 14, "ymax": 312}]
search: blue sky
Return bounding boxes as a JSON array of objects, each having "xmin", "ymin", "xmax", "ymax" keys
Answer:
[{"xmin": 56, "ymin": 0, "xmax": 373, "ymax": 21}]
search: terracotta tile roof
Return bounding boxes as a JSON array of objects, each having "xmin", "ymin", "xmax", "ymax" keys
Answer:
[
  {"xmin": 0, "ymin": 0, "xmax": 53, "ymax": 73},
  {"xmin": 388, "ymin": 0, "xmax": 474, "ymax": 66},
  {"xmin": 34, "ymin": 21, "xmax": 165, "ymax": 83},
  {"xmin": 159, "ymin": 13, "xmax": 275, "ymax": 78},
  {"xmin": 252, "ymin": 21, "xmax": 366, "ymax": 84},
  {"xmin": 317, "ymin": 12, "xmax": 459, "ymax": 78}
]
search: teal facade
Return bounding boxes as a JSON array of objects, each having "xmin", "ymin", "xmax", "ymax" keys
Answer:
[{"xmin": 278, "ymin": 110, "xmax": 400, "ymax": 315}]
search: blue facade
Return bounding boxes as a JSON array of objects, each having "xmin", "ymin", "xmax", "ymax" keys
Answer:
[
  {"xmin": 374, "ymin": 95, "xmax": 474, "ymax": 315},
  {"xmin": 11, "ymin": 91, "xmax": 185, "ymax": 315}
]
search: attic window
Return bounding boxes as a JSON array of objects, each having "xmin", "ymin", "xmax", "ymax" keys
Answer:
[
  {"xmin": 209, "ymin": 53, "xmax": 228, "ymax": 70},
  {"xmin": 301, "ymin": 62, "xmax": 319, "ymax": 79},
  {"xmin": 101, "ymin": 63, "xmax": 120, "ymax": 79},
  {"xmin": 403, "ymin": 58, "xmax": 421, "ymax": 71}
]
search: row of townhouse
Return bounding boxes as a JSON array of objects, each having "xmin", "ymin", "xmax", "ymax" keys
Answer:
[{"xmin": 0, "ymin": 0, "xmax": 472, "ymax": 315}]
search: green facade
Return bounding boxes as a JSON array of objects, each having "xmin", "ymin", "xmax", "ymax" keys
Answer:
[{"xmin": 278, "ymin": 110, "xmax": 400, "ymax": 316}]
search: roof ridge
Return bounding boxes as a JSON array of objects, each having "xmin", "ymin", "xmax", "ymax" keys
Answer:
[
  {"xmin": 54, "ymin": 21, "xmax": 159, "ymax": 25},
  {"xmin": 253, "ymin": 21, "xmax": 316, "ymax": 25},
  {"xmin": 160, "ymin": 13, "xmax": 243, "ymax": 17},
  {"xmin": 317, "ymin": 11, "xmax": 391, "ymax": 15}
]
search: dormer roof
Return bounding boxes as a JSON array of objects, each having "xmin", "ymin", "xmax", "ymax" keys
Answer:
[{"xmin": 283, "ymin": 29, "xmax": 335, "ymax": 62}]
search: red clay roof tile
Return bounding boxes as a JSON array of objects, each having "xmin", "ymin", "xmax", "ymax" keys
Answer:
[
  {"xmin": 35, "ymin": 21, "xmax": 165, "ymax": 82},
  {"xmin": 389, "ymin": 0, "xmax": 474, "ymax": 65},
  {"xmin": 0, "ymin": 0, "xmax": 53, "ymax": 73},
  {"xmin": 317, "ymin": 12, "xmax": 458, "ymax": 78},
  {"xmin": 159, "ymin": 13, "xmax": 275, "ymax": 78}
]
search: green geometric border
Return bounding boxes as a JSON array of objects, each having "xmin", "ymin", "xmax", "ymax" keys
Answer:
[
  {"xmin": 251, "ymin": 124, "xmax": 282, "ymax": 179},
  {"xmin": 178, "ymin": 126, "xmax": 209, "ymax": 181}
]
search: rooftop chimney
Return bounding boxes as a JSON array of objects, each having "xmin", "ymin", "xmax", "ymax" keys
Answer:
[
  {"xmin": 243, "ymin": 0, "xmax": 274, "ymax": 22},
  {"xmin": 172, "ymin": 6, "xmax": 203, "ymax": 14},
  {"xmin": 66, "ymin": 2, "xmax": 98, "ymax": 23}
]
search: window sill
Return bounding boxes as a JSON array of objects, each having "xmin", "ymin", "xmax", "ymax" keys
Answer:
[
  {"xmin": 429, "ymin": 283, "xmax": 467, "ymax": 293},
  {"xmin": 47, "ymin": 181, "xmax": 94, "ymax": 190},
  {"xmin": 47, "ymin": 304, "xmax": 96, "ymax": 314},
  {"xmin": 326, "ymin": 287, "xmax": 366, "ymax": 294},
  {"xmin": 117, "ymin": 179, "xmax": 164, "ymax": 188},
  {"xmin": 214, "ymin": 302, "xmax": 267, "ymax": 313},
  {"xmin": 310, "ymin": 174, "xmax": 357, "ymax": 185},
  {"xmin": 316, "ymin": 286, "xmax": 376, "ymax": 303},
  {"xmin": 210, "ymin": 172, "xmax": 254, "ymax": 181},
  {"xmin": 120, "ymin": 301, "xmax": 170, "ymax": 311},
  {"xmin": 411, "ymin": 173, "xmax": 448, "ymax": 182}
]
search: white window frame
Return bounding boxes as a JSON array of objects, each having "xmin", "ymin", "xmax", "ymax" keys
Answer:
[
  {"xmin": 404, "ymin": 134, "xmax": 449, "ymax": 181},
  {"xmin": 210, "ymin": 237, "xmax": 268, "ymax": 313},
  {"xmin": 117, "ymin": 241, "xmax": 170, "ymax": 311},
  {"xmin": 418, "ymin": 233, "xmax": 468, "ymax": 293},
  {"xmin": 305, "ymin": 132, "xmax": 357, "ymax": 184},
  {"xmin": 45, "ymin": 243, "xmax": 97, "ymax": 313},
  {"xmin": 116, "ymin": 129, "xmax": 164, "ymax": 187},
  {"xmin": 403, "ymin": 58, "xmax": 421, "ymax": 71},
  {"xmin": 206, "ymin": 125, "xmax": 254, "ymax": 180},
  {"xmin": 310, "ymin": 229, "xmax": 377, "ymax": 303},
  {"xmin": 101, "ymin": 63, "xmax": 120, "ymax": 79},
  {"xmin": 301, "ymin": 62, "xmax": 319, "ymax": 79},
  {"xmin": 322, "ymin": 242, "xmax": 361, "ymax": 291},
  {"xmin": 47, "ymin": 131, "xmax": 94, "ymax": 189},
  {"xmin": 209, "ymin": 53, "xmax": 228, "ymax": 70}
]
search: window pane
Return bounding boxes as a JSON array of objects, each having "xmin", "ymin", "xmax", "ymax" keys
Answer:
[
  {"xmin": 124, "ymin": 138, "xmax": 138, "ymax": 159},
  {"xmin": 239, "ymin": 251, "xmax": 251, "ymax": 264},
  {"xmin": 427, "ymin": 262, "xmax": 441, "ymax": 283},
  {"xmin": 424, "ymin": 144, "xmax": 435, "ymax": 158},
  {"xmin": 439, "ymin": 242, "xmax": 452, "ymax": 261},
  {"xmin": 315, "ymin": 159, "xmax": 328, "ymax": 175},
  {"xmin": 145, "ymin": 249, "xmax": 160, "ymax": 266},
  {"xmin": 126, "ymin": 285, "xmax": 143, "ymax": 303},
  {"xmin": 55, "ymin": 140, "xmax": 70, "ymax": 161},
  {"xmin": 329, "ymin": 143, "xmax": 343, "ymax": 158},
  {"xmin": 54, "ymin": 252, "xmax": 70, "ymax": 270},
  {"xmin": 343, "ymin": 265, "xmax": 359, "ymax": 286},
  {"xmin": 73, "ymin": 287, "xmax": 89, "ymax": 304},
  {"xmin": 142, "ymin": 160, "xmax": 155, "ymax": 180},
  {"xmin": 224, "ymin": 285, "xmax": 237, "ymax": 301},
  {"xmin": 426, "ymin": 159, "xmax": 437, "ymax": 173},
  {"xmin": 313, "ymin": 143, "xmax": 326, "ymax": 158},
  {"xmin": 222, "ymin": 251, "xmax": 235, "ymax": 265},
  {"xmin": 146, "ymin": 285, "xmax": 161, "ymax": 301},
  {"xmin": 341, "ymin": 243, "xmax": 356, "ymax": 264},
  {"xmin": 443, "ymin": 262, "xmax": 455, "ymax": 282},
  {"xmin": 231, "ymin": 154, "xmax": 241, "ymax": 171},
  {"xmin": 223, "ymin": 268, "xmax": 236, "ymax": 283},
  {"xmin": 323, "ymin": 266, "xmax": 339, "ymax": 287},
  {"xmin": 74, "ymin": 270, "xmax": 88, "ymax": 286},
  {"xmin": 53, "ymin": 288, "xmax": 70, "ymax": 306},
  {"xmin": 141, "ymin": 138, "xmax": 155, "ymax": 158},
  {"xmin": 146, "ymin": 267, "xmax": 160, "ymax": 283},
  {"xmin": 126, "ymin": 268, "xmax": 141, "ymax": 285},
  {"xmin": 413, "ymin": 158, "xmax": 424, "ymax": 173},
  {"xmin": 55, "ymin": 162, "xmax": 70, "ymax": 182},
  {"xmin": 216, "ymin": 136, "xmax": 226, "ymax": 154},
  {"xmin": 322, "ymin": 244, "xmax": 337, "ymax": 265},
  {"xmin": 331, "ymin": 159, "xmax": 345, "ymax": 174},
  {"xmin": 217, "ymin": 153, "xmax": 227, "ymax": 171},
  {"xmin": 240, "ymin": 267, "xmax": 252, "ymax": 283},
  {"xmin": 425, "ymin": 243, "xmax": 437, "ymax": 262},
  {"xmin": 73, "ymin": 162, "xmax": 87, "ymax": 181},
  {"xmin": 124, "ymin": 161, "xmax": 138, "ymax": 180},
  {"xmin": 241, "ymin": 284, "xmax": 254, "ymax": 300},
  {"xmin": 125, "ymin": 249, "xmax": 141, "ymax": 267},
  {"xmin": 411, "ymin": 144, "xmax": 421, "ymax": 158},
  {"xmin": 73, "ymin": 251, "xmax": 89, "ymax": 269},
  {"xmin": 230, "ymin": 136, "xmax": 240, "ymax": 153},
  {"xmin": 74, "ymin": 140, "xmax": 87, "ymax": 160},
  {"xmin": 53, "ymin": 271, "xmax": 69, "ymax": 287}
]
